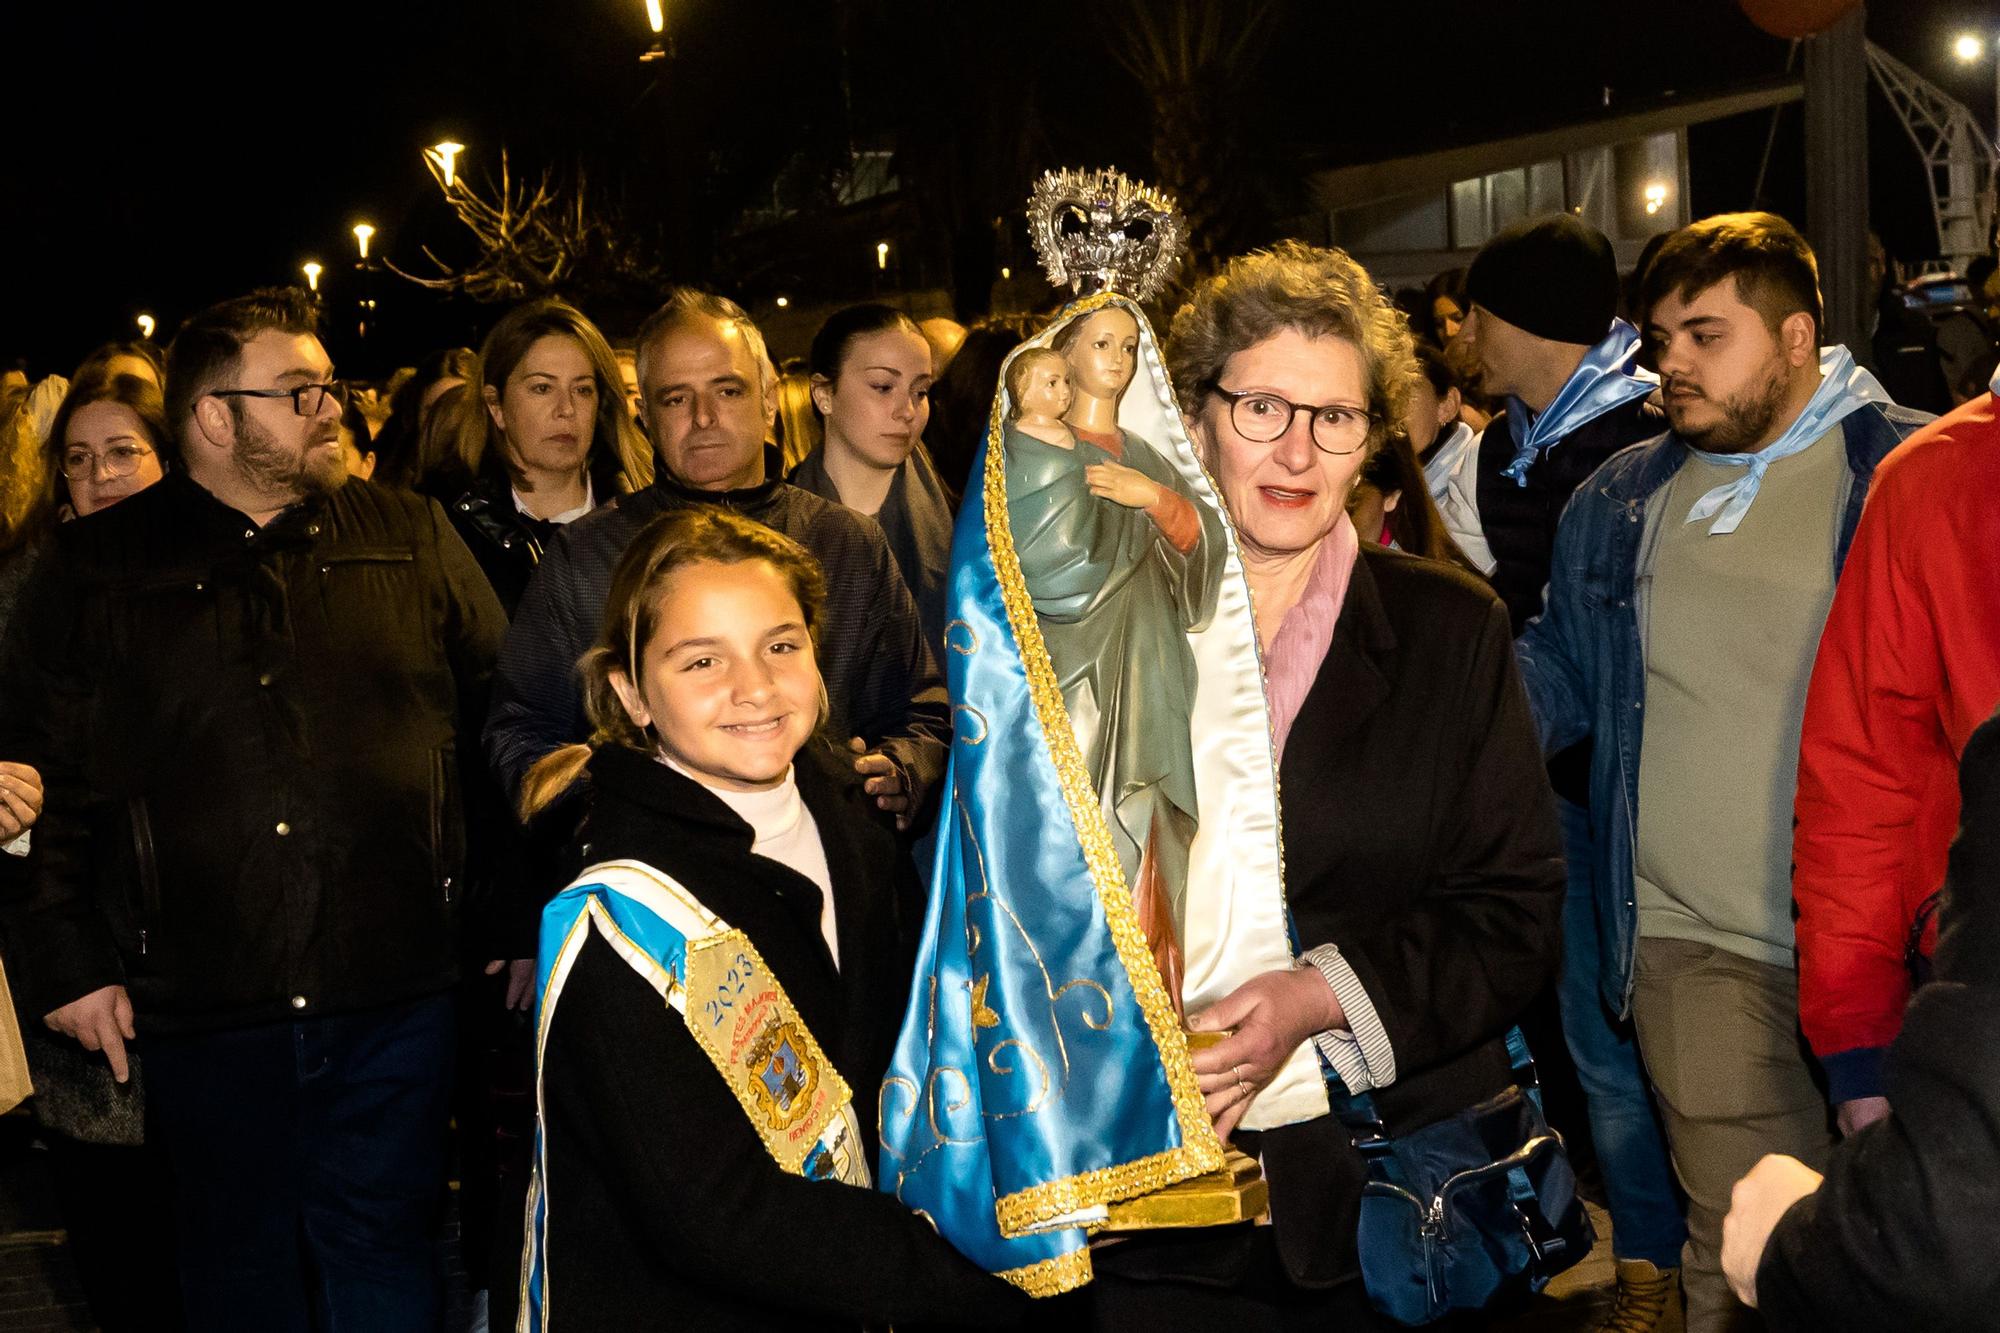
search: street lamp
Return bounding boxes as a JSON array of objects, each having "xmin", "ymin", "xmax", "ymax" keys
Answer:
[
  {"xmin": 876, "ymin": 241, "xmax": 890, "ymax": 271},
  {"xmin": 1643, "ymin": 181, "xmax": 1670, "ymax": 216},
  {"xmin": 353, "ymin": 223, "xmax": 376, "ymax": 261},
  {"xmin": 135, "ymin": 314, "xmax": 155, "ymax": 340},
  {"xmin": 1953, "ymin": 29, "xmax": 2000, "ymax": 144},
  {"xmin": 775, "ymin": 296, "xmax": 790, "ymax": 309},
  {"xmin": 427, "ymin": 141, "xmax": 465, "ymax": 190},
  {"xmin": 639, "ymin": 0, "xmax": 668, "ymax": 60},
  {"xmin": 302, "ymin": 261, "xmax": 323, "ymax": 293}
]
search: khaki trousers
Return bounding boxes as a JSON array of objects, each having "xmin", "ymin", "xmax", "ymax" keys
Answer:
[{"xmin": 1631, "ymin": 938, "xmax": 1835, "ymax": 1333}]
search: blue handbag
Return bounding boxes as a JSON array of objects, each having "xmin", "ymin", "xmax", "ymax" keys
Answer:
[{"xmin": 1328, "ymin": 1028, "xmax": 1594, "ymax": 1326}]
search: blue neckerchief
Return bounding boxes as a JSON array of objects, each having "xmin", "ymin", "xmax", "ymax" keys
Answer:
[
  {"xmin": 1501, "ymin": 319, "xmax": 1658, "ymax": 486},
  {"xmin": 1682, "ymin": 345, "xmax": 1890, "ymax": 536}
]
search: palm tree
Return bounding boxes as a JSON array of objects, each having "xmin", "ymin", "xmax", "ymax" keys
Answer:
[{"xmin": 1100, "ymin": 0, "xmax": 1282, "ymax": 279}]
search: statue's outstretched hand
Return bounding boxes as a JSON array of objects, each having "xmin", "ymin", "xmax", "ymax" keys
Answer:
[{"xmin": 1083, "ymin": 463, "xmax": 1163, "ymax": 511}]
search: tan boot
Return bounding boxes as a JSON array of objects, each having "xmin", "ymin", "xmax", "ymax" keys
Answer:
[{"xmin": 1594, "ymin": 1258, "xmax": 1684, "ymax": 1333}]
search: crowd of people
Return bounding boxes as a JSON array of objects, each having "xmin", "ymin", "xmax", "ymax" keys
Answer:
[{"xmin": 0, "ymin": 203, "xmax": 1994, "ymax": 1333}]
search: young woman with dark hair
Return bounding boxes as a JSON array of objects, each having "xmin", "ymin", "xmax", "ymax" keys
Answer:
[
  {"xmin": 1346, "ymin": 430, "xmax": 1485, "ymax": 578},
  {"xmin": 514, "ymin": 505, "xmax": 1023, "ymax": 1331},
  {"xmin": 4, "ymin": 366, "xmax": 180, "ymax": 1332},
  {"xmin": 47, "ymin": 370, "xmax": 171, "ymax": 521},
  {"xmin": 788, "ymin": 303, "xmax": 955, "ymax": 659}
]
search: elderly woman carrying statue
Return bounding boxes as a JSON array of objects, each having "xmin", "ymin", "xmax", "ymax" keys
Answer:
[
  {"xmin": 880, "ymin": 174, "xmax": 1565, "ymax": 1329},
  {"xmin": 1073, "ymin": 241, "xmax": 1569, "ymax": 1326}
]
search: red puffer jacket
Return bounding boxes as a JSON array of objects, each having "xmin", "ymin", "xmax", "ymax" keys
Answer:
[{"xmin": 1793, "ymin": 388, "xmax": 2000, "ymax": 1106}]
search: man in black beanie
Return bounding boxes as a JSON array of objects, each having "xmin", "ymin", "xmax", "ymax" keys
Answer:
[
  {"xmin": 1459, "ymin": 213, "xmax": 1664, "ymax": 632},
  {"xmin": 1456, "ymin": 214, "xmax": 1687, "ymax": 1333}
]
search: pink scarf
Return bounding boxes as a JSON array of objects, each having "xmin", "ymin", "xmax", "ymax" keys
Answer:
[{"xmin": 1264, "ymin": 513, "xmax": 1360, "ymax": 768}]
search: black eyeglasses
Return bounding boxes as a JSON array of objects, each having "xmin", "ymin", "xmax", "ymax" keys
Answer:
[
  {"xmin": 1210, "ymin": 383, "xmax": 1379, "ymax": 456},
  {"xmin": 208, "ymin": 382, "xmax": 348, "ymax": 416}
]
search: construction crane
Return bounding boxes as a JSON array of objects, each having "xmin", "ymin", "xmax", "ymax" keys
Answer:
[{"xmin": 1867, "ymin": 40, "xmax": 1997, "ymax": 272}]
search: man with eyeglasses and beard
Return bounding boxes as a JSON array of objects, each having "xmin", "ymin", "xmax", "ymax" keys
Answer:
[
  {"xmin": 0, "ymin": 288, "xmax": 506, "ymax": 1330},
  {"xmin": 1516, "ymin": 213, "xmax": 1931, "ymax": 1332}
]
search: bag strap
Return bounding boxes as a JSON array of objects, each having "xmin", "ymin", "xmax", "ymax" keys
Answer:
[
  {"xmin": 1325, "ymin": 1025, "xmax": 1542, "ymax": 1140},
  {"xmin": 1504, "ymin": 1025, "xmax": 1545, "ymax": 1117}
]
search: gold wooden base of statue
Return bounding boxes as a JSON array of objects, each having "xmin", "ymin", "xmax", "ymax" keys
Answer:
[
  {"xmin": 1101, "ymin": 1029, "xmax": 1269, "ymax": 1230},
  {"xmin": 1102, "ymin": 1148, "xmax": 1268, "ymax": 1229}
]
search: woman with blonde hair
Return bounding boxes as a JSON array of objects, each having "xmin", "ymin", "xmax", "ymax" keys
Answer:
[
  {"xmin": 514, "ymin": 505, "xmax": 1023, "ymax": 1331},
  {"xmin": 774, "ymin": 364, "xmax": 822, "ymax": 473},
  {"xmin": 447, "ymin": 299, "xmax": 652, "ymax": 611}
]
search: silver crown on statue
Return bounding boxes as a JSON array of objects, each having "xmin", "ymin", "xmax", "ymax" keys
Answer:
[{"xmin": 1026, "ymin": 167, "xmax": 1187, "ymax": 303}]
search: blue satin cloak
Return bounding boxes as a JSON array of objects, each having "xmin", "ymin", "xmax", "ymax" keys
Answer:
[{"xmin": 877, "ymin": 314, "xmax": 1223, "ymax": 1295}]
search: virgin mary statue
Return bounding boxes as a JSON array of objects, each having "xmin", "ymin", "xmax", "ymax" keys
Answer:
[{"xmin": 878, "ymin": 170, "xmax": 1327, "ymax": 1298}]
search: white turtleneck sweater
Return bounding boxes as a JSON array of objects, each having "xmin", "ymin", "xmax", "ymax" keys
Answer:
[{"xmin": 664, "ymin": 757, "xmax": 839, "ymax": 968}]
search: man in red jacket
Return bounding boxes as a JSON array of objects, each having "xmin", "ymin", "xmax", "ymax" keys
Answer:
[{"xmin": 1793, "ymin": 370, "xmax": 2000, "ymax": 1136}]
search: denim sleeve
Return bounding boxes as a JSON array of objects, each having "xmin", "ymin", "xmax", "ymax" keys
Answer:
[{"xmin": 1513, "ymin": 499, "xmax": 1596, "ymax": 757}]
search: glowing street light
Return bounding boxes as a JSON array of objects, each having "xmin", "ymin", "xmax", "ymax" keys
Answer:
[
  {"xmin": 353, "ymin": 223, "xmax": 376, "ymax": 261},
  {"xmin": 876, "ymin": 241, "xmax": 890, "ymax": 271},
  {"xmin": 428, "ymin": 140, "xmax": 465, "ymax": 190},
  {"xmin": 645, "ymin": 0, "xmax": 664, "ymax": 33},
  {"xmin": 1000, "ymin": 266, "xmax": 1012, "ymax": 280},
  {"xmin": 302, "ymin": 261, "xmax": 323, "ymax": 292},
  {"xmin": 1952, "ymin": 30, "xmax": 2000, "ymax": 143},
  {"xmin": 135, "ymin": 314, "xmax": 156, "ymax": 340},
  {"xmin": 775, "ymin": 296, "xmax": 790, "ymax": 309},
  {"xmin": 1643, "ymin": 181, "xmax": 1670, "ymax": 217}
]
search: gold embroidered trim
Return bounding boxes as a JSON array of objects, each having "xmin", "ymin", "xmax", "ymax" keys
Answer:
[
  {"xmin": 997, "ymin": 1245, "xmax": 1096, "ymax": 1298},
  {"xmin": 994, "ymin": 1143, "xmax": 1218, "ymax": 1237},
  {"xmin": 981, "ymin": 293, "xmax": 1224, "ymax": 1204},
  {"xmin": 551, "ymin": 867, "xmax": 863, "ymax": 1184}
]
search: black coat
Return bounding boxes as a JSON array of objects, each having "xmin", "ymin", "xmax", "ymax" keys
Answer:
[
  {"xmin": 1756, "ymin": 709, "xmax": 2000, "ymax": 1330},
  {"xmin": 533, "ymin": 742, "xmax": 1026, "ymax": 1331},
  {"xmin": 0, "ymin": 472, "xmax": 506, "ymax": 1032},
  {"xmin": 1097, "ymin": 546, "xmax": 1567, "ymax": 1293},
  {"xmin": 788, "ymin": 444, "xmax": 958, "ymax": 666},
  {"xmin": 1475, "ymin": 397, "xmax": 1665, "ymax": 636},
  {"xmin": 445, "ymin": 449, "xmax": 633, "ymax": 616}
]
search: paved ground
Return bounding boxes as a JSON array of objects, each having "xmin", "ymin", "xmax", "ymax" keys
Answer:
[{"xmin": 0, "ymin": 1114, "xmax": 1618, "ymax": 1332}]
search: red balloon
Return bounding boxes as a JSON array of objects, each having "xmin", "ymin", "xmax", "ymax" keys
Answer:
[{"xmin": 1736, "ymin": 0, "xmax": 1863, "ymax": 38}]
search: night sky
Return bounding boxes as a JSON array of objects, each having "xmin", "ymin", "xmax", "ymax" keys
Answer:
[{"xmin": 2, "ymin": 0, "xmax": 1990, "ymax": 376}]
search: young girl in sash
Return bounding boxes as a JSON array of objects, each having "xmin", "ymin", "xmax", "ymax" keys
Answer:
[{"xmin": 515, "ymin": 507, "xmax": 1023, "ymax": 1331}]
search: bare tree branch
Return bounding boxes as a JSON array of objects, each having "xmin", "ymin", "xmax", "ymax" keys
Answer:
[{"xmin": 386, "ymin": 148, "xmax": 666, "ymax": 305}]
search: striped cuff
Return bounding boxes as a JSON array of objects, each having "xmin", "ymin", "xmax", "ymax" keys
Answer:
[{"xmin": 1300, "ymin": 944, "xmax": 1396, "ymax": 1093}]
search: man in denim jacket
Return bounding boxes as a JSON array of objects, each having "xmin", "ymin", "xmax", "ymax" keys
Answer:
[{"xmin": 1515, "ymin": 212, "xmax": 1930, "ymax": 1333}]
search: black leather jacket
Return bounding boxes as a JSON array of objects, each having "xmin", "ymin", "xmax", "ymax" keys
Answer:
[
  {"xmin": 0, "ymin": 472, "xmax": 506, "ymax": 1033},
  {"xmin": 446, "ymin": 451, "xmax": 633, "ymax": 615}
]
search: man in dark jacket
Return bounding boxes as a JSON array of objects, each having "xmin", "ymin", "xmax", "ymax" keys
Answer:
[
  {"xmin": 483, "ymin": 289, "xmax": 949, "ymax": 825},
  {"xmin": 0, "ymin": 289, "xmax": 507, "ymax": 1330},
  {"xmin": 1723, "ymin": 708, "xmax": 2000, "ymax": 1329},
  {"xmin": 1458, "ymin": 215, "xmax": 1665, "ymax": 635}
]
